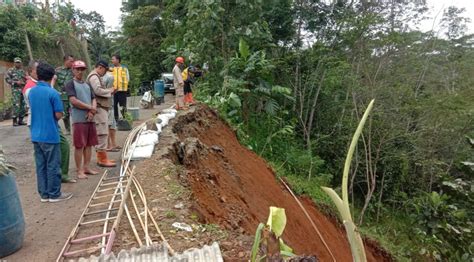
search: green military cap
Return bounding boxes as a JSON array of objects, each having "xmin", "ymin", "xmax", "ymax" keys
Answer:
[{"xmin": 14, "ymin": 57, "xmax": 22, "ymax": 63}]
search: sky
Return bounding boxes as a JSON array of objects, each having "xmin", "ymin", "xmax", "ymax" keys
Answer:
[
  {"xmin": 69, "ymin": 0, "xmax": 474, "ymax": 34},
  {"xmin": 69, "ymin": 0, "xmax": 122, "ymax": 31},
  {"xmin": 422, "ymin": 0, "xmax": 474, "ymax": 34}
]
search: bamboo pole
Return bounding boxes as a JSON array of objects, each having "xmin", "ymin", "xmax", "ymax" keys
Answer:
[
  {"xmin": 280, "ymin": 178, "xmax": 336, "ymax": 262},
  {"xmin": 124, "ymin": 198, "xmax": 143, "ymax": 246},
  {"xmin": 131, "ymin": 177, "xmax": 151, "ymax": 245},
  {"xmin": 104, "ymin": 166, "xmax": 136, "ymax": 254},
  {"xmin": 129, "ymin": 186, "xmax": 151, "ymax": 245},
  {"xmin": 24, "ymin": 32, "xmax": 33, "ymax": 61},
  {"xmin": 132, "ymin": 176, "xmax": 175, "ymax": 255}
]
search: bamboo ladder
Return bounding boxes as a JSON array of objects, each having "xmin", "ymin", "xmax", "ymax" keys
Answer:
[{"xmin": 56, "ymin": 112, "xmax": 175, "ymax": 261}]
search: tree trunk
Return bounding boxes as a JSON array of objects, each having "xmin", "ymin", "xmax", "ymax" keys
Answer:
[{"xmin": 305, "ymin": 70, "xmax": 326, "ymax": 148}]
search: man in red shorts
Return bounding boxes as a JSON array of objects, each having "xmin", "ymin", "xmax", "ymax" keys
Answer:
[{"xmin": 65, "ymin": 60, "xmax": 99, "ymax": 179}]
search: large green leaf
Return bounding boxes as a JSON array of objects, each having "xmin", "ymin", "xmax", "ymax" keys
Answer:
[
  {"xmin": 239, "ymin": 38, "xmax": 250, "ymax": 60},
  {"xmin": 279, "ymin": 239, "xmax": 294, "ymax": 255},
  {"xmin": 228, "ymin": 92, "xmax": 242, "ymax": 108},
  {"xmin": 251, "ymin": 223, "xmax": 265, "ymax": 262},
  {"xmin": 266, "ymin": 206, "xmax": 286, "ymax": 237},
  {"xmin": 271, "ymin": 85, "xmax": 292, "ymax": 95}
]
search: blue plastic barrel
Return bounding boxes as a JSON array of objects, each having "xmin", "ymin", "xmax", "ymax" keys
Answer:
[
  {"xmin": 0, "ymin": 172, "xmax": 25, "ymax": 258},
  {"xmin": 154, "ymin": 80, "xmax": 165, "ymax": 98},
  {"xmin": 154, "ymin": 80, "xmax": 165, "ymax": 105}
]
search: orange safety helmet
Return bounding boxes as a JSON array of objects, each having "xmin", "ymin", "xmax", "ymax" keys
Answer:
[
  {"xmin": 175, "ymin": 56, "xmax": 185, "ymax": 64},
  {"xmin": 72, "ymin": 60, "xmax": 87, "ymax": 69}
]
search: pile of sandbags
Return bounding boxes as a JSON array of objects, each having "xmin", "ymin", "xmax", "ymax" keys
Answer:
[{"xmin": 126, "ymin": 108, "xmax": 178, "ymax": 160}]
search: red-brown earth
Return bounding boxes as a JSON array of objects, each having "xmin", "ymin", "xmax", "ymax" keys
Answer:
[{"xmin": 168, "ymin": 105, "xmax": 392, "ymax": 261}]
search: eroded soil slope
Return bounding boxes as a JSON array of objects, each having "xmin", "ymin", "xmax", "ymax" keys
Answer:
[{"xmin": 172, "ymin": 105, "xmax": 391, "ymax": 261}]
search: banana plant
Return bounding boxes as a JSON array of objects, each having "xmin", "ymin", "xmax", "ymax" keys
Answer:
[
  {"xmin": 251, "ymin": 207, "xmax": 295, "ymax": 261},
  {"xmin": 321, "ymin": 99, "xmax": 375, "ymax": 262}
]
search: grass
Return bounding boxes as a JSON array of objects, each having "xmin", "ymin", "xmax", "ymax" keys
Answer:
[
  {"xmin": 168, "ymin": 182, "xmax": 187, "ymax": 200},
  {"xmin": 201, "ymin": 224, "xmax": 229, "ymax": 239},
  {"xmin": 162, "ymin": 165, "xmax": 185, "ymax": 177},
  {"xmin": 359, "ymin": 209, "xmax": 439, "ymax": 261},
  {"xmin": 165, "ymin": 210, "xmax": 177, "ymax": 219},
  {"xmin": 190, "ymin": 213, "xmax": 199, "ymax": 221},
  {"xmin": 162, "ymin": 165, "xmax": 190, "ymax": 200}
]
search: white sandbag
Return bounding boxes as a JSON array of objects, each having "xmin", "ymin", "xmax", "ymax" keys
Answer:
[
  {"xmin": 135, "ymin": 132, "xmax": 159, "ymax": 146},
  {"xmin": 130, "ymin": 144, "xmax": 155, "ymax": 160},
  {"xmin": 156, "ymin": 123, "xmax": 162, "ymax": 134},
  {"xmin": 162, "ymin": 108, "xmax": 177, "ymax": 114},
  {"xmin": 158, "ymin": 114, "xmax": 169, "ymax": 127},
  {"xmin": 162, "ymin": 112, "xmax": 175, "ymax": 120}
]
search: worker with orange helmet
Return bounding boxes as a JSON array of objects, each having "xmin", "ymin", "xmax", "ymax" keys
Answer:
[{"xmin": 172, "ymin": 56, "xmax": 187, "ymax": 110}]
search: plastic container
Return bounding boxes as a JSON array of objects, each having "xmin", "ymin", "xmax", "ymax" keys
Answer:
[
  {"xmin": 154, "ymin": 80, "xmax": 165, "ymax": 97},
  {"xmin": 0, "ymin": 172, "xmax": 25, "ymax": 258},
  {"xmin": 154, "ymin": 80, "xmax": 165, "ymax": 105},
  {"xmin": 128, "ymin": 107, "xmax": 140, "ymax": 121}
]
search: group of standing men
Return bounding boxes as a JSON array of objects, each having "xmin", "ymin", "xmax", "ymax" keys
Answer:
[{"xmin": 6, "ymin": 54, "xmax": 130, "ymax": 202}]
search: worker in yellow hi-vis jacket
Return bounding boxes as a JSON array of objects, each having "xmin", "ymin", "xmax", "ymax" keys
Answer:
[{"xmin": 110, "ymin": 54, "xmax": 130, "ymax": 120}]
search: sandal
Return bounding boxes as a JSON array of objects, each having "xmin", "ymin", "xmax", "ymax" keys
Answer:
[{"xmin": 106, "ymin": 148, "xmax": 121, "ymax": 152}]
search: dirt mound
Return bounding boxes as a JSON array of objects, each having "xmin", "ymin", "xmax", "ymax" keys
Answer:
[{"xmin": 172, "ymin": 105, "xmax": 392, "ymax": 261}]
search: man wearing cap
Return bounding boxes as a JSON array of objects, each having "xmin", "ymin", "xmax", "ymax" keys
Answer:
[
  {"xmin": 86, "ymin": 60, "xmax": 116, "ymax": 167},
  {"xmin": 6, "ymin": 57, "xmax": 27, "ymax": 126},
  {"xmin": 54, "ymin": 54, "xmax": 75, "ymax": 134},
  {"xmin": 65, "ymin": 60, "xmax": 99, "ymax": 179},
  {"xmin": 173, "ymin": 56, "xmax": 187, "ymax": 110}
]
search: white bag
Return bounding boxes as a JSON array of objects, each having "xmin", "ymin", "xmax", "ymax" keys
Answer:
[
  {"xmin": 129, "ymin": 144, "xmax": 155, "ymax": 160},
  {"xmin": 135, "ymin": 132, "xmax": 159, "ymax": 146},
  {"xmin": 162, "ymin": 108, "xmax": 177, "ymax": 114},
  {"xmin": 156, "ymin": 123, "xmax": 162, "ymax": 134},
  {"xmin": 162, "ymin": 112, "xmax": 175, "ymax": 120},
  {"xmin": 141, "ymin": 91, "xmax": 153, "ymax": 103},
  {"xmin": 157, "ymin": 114, "xmax": 169, "ymax": 127}
]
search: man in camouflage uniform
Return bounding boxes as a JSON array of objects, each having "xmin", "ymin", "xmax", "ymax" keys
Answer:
[
  {"xmin": 5, "ymin": 57, "xmax": 27, "ymax": 126},
  {"xmin": 54, "ymin": 55, "xmax": 74, "ymax": 133}
]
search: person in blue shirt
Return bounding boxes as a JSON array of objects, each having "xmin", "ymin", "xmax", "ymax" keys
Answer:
[{"xmin": 28, "ymin": 62, "xmax": 73, "ymax": 203}]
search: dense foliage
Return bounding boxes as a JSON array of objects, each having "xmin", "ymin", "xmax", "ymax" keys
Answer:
[
  {"xmin": 0, "ymin": 3, "xmax": 109, "ymax": 67},
  {"xmin": 120, "ymin": 0, "xmax": 473, "ymax": 260}
]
